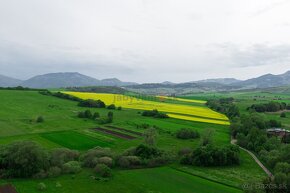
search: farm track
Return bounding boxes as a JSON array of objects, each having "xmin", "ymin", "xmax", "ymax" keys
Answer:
[
  {"xmin": 93, "ymin": 127, "xmax": 137, "ymax": 140},
  {"xmin": 231, "ymin": 138, "xmax": 273, "ymax": 178},
  {"xmin": 106, "ymin": 126, "xmax": 143, "ymax": 136}
]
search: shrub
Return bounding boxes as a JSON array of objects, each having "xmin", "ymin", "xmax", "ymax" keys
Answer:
[
  {"xmin": 96, "ymin": 157, "xmax": 114, "ymax": 167},
  {"xmin": 36, "ymin": 116, "xmax": 44, "ymax": 123},
  {"xmin": 280, "ymin": 112, "xmax": 287, "ymax": 118},
  {"xmin": 78, "ymin": 99, "xmax": 106, "ymax": 108},
  {"xmin": 80, "ymin": 147, "xmax": 112, "ymax": 168},
  {"xmin": 117, "ymin": 106, "xmax": 122, "ymax": 110},
  {"xmin": 47, "ymin": 166, "xmax": 62, "ymax": 177},
  {"xmin": 142, "ymin": 109, "xmax": 168, "ymax": 118},
  {"xmin": 0, "ymin": 141, "xmax": 49, "ymax": 178},
  {"xmin": 107, "ymin": 112, "xmax": 113, "ymax": 123},
  {"xmin": 78, "ymin": 112, "xmax": 85, "ymax": 118},
  {"xmin": 62, "ymin": 161, "xmax": 81, "ymax": 174},
  {"xmin": 93, "ymin": 112, "xmax": 100, "ymax": 119},
  {"xmin": 176, "ymin": 129, "xmax": 200, "ymax": 139},
  {"xmin": 95, "ymin": 164, "xmax": 112, "ymax": 178},
  {"xmin": 182, "ymin": 145, "xmax": 240, "ymax": 167},
  {"xmin": 135, "ymin": 144, "xmax": 162, "ymax": 159},
  {"xmin": 118, "ymin": 156, "xmax": 141, "ymax": 168},
  {"xmin": 84, "ymin": 110, "xmax": 92, "ymax": 118},
  {"xmin": 50, "ymin": 148, "xmax": 79, "ymax": 168},
  {"xmin": 107, "ymin": 104, "xmax": 116, "ymax": 109},
  {"xmin": 37, "ymin": 183, "xmax": 46, "ymax": 191},
  {"xmin": 178, "ymin": 147, "xmax": 192, "ymax": 156}
]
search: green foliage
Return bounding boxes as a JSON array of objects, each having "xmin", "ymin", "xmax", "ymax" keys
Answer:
[
  {"xmin": 107, "ymin": 111, "xmax": 114, "ymax": 123},
  {"xmin": 248, "ymin": 101, "xmax": 288, "ymax": 113},
  {"xmin": 206, "ymin": 98, "xmax": 240, "ymax": 119},
  {"xmin": 181, "ymin": 145, "xmax": 240, "ymax": 167},
  {"xmin": 0, "ymin": 141, "xmax": 49, "ymax": 178},
  {"xmin": 144, "ymin": 127, "xmax": 158, "ymax": 146},
  {"xmin": 118, "ymin": 156, "xmax": 141, "ymax": 168},
  {"xmin": 36, "ymin": 116, "xmax": 44, "ymax": 123},
  {"xmin": 37, "ymin": 182, "xmax": 47, "ymax": 191},
  {"xmin": 95, "ymin": 164, "xmax": 112, "ymax": 178},
  {"xmin": 107, "ymin": 104, "xmax": 116, "ymax": 109},
  {"xmin": 50, "ymin": 148, "xmax": 79, "ymax": 168},
  {"xmin": 78, "ymin": 99, "xmax": 106, "ymax": 108},
  {"xmin": 80, "ymin": 147, "xmax": 113, "ymax": 168},
  {"xmin": 200, "ymin": 128, "xmax": 215, "ymax": 146},
  {"xmin": 280, "ymin": 112, "xmax": 286, "ymax": 118},
  {"xmin": 93, "ymin": 112, "xmax": 100, "ymax": 119},
  {"xmin": 62, "ymin": 161, "xmax": 81, "ymax": 174},
  {"xmin": 176, "ymin": 128, "xmax": 200, "ymax": 139},
  {"xmin": 142, "ymin": 109, "xmax": 169, "ymax": 118}
]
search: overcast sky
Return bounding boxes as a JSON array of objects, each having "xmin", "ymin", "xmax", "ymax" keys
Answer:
[{"xmin": 1, "ymin": 0, "xmax": 290, "ymax": 83}]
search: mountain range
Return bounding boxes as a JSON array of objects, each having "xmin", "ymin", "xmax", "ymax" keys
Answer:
[
  {"xmin": 0, "ymin": 72, "xmax": 137, "ymax": 88},
  {"xmin": 0, "ymin": 71, "xmax": 290, "ymax": 92}
]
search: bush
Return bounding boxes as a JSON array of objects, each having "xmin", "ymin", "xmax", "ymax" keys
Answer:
[
  {"xmin": 181, "ymin": 145, "xmax": 240, "ymax": 167},
  {"xmin": 62, "ymin": 161, "xmax": 81, "ymax": 174},
  {"xmin": 117, "ymin": 106, "xmax": 122, "ymax": 110},
  {"xmin": 47, "ymin": 166, "xmax": 62, "ymax": 177},
  {"xmin": 50, "ymin": 148, "xmax": 79, "ymax": 168},
  {"xmin": 36, "ymin": 116, "xmax": 44, "ymax": 123},
  {"xmin": 84, "ymin": 110, "xmax": 92, "ymax": 118},
  {"xmin": 280, "ymin": 112, "xmax": 287, "ymax": 118},
  {"xmin": 80, "ymin": 147, "xmax": 113, "ymax": 168},
  {"xmin": 176, "ymin": 129, "xmax": 200, "ymax": 139},
  {"xmin": 107, "ymin": 104, "xmax": 116, "ymax": 109},
  {"xmin": 178, "ymin": 147, "xmax": 192, "ymax": 156},
  {"xmin": 107, "ymin": 112, "xmax": 113, "ymax": 123},
  {"xmin": 95, "ymin": 164, "xmax": 112, "ymax": 178},
  {"xmin": 77, "ymin": 112, "xmax": 85, "ymax": 118},
  {"xmin": 93, "ymin": 112, "xmax": 100, "ymax": 119},
  {"xmin": 135, "ymin": 144, "xmax": 162, "ymax": 159},
  {"xmin": 118, "ymin": 156, "xmax": 141, "ymax": 168},
  {"xmin": 96, "ymin": 157, "xmax": 114, "ymax": 167},
  {"xmin": 0, "ymin": 141, "xmax": 49, "ymax": 178},
  {"xmin": 78, "ymin": 99, "xmax": 106, "ymax": 108},
  {"xmin": 142, "ymin": 109, "xmax": 168, "ymax": 118},
  {"xmin": 37, "ymin": 183, "xmax": 46, "ymax": 191}
]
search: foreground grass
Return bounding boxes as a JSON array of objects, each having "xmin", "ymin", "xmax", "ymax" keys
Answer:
[{"xmin": 1, "ymin": 167, "xmax": 242, "ymax": 193}]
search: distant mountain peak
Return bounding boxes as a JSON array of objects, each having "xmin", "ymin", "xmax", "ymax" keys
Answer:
[{"xmin": 0, "ymin": 74, "xmax": 22, "ymax": 87}]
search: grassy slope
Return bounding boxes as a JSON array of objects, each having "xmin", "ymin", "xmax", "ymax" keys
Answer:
[
  {"xmin": 0, "ymin": 90, "xmax": 266, "ymax": 192},
  {"xmin": 2, "ymin": 168, "xmax": 242, "ymax": 193}
]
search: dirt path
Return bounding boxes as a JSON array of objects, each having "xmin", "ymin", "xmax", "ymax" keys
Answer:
[{"xmin": 231, "ymin": 138, "xmax": 273, "ymax": 179}]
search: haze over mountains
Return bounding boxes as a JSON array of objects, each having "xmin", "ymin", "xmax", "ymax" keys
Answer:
[{"xmin": 0, "ymin": 71, "xmax": 290, "ymax": 92}]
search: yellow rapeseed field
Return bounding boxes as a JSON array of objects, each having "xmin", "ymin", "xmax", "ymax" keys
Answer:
[
  {"xmin": 63, "ymin": 92, "xmax": 229, "ymax": 125},
  {"xmin": 156, "ymin": 96, "xmax": 206, "ymax": 104}
]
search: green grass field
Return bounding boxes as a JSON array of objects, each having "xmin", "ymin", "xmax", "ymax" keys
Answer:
[
  {"xmin": 0, "ymin": 90, "xmax": 267, "ymax": 192},
  {"xmin": 41, "ymin": 131, "xmax": 113, "ymax": 150},
  {"xmin": 1, "ymin": 167, "xmax": 242, "ymax": 193}
]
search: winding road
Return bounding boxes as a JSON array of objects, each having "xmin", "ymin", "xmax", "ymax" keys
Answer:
[{"xmin": 231, "ymin": 138, "xmax": 273, "ymax": 179}]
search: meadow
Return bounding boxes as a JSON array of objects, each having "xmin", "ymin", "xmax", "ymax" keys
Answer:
[{"xmin": 0, "ymin": 89, "xmax": 267, "ymax": 193}]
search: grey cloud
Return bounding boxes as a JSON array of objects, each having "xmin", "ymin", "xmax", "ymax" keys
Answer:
[{"xmin": 213, "ymin": 44, "xmax": 290, "ymax": 68}]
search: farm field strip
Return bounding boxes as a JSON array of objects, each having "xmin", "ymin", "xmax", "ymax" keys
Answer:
[
  {"xmin": 63, "ymin": 92, "xmax": 229, "ymax": 123},
  {"xmin": 41, "ymin": 130, "xmax": 112, "ymax": 150},
  {"xmin": 168, "ymin": 113, "xmax": 230, "ymax": 125},
  {"xmin": 157, "ymin": 95, "xmax": 207, "ymax": 104},
  {"xmin": 106, "ymin": 126, "xmax": 143, "ymax": 136},
  {"xmin": 93, "ymin": 127, "xmax": 137, "ymax": 140}
]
